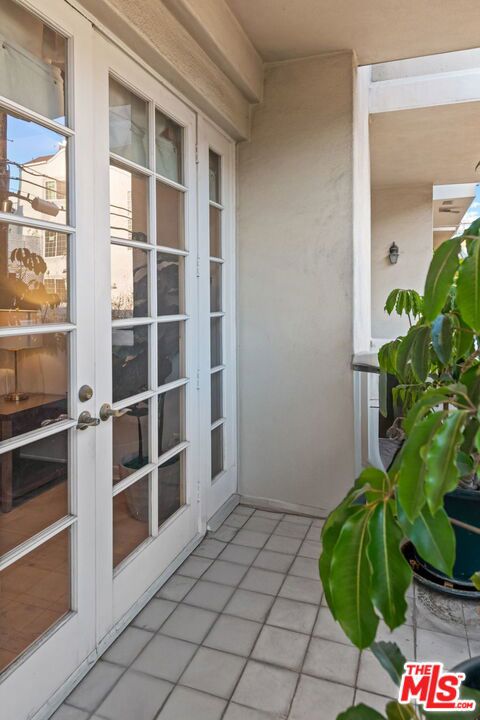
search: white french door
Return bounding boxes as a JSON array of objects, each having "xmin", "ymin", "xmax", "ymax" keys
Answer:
[
  {"xmin": 0, "ymin": 1, "xmax": 96, "ymax": 718},
  {"xmin": 92, "ymin": 35, "xmax": 202, "ymax": 633},
  {"xmin": 0, "ymin": 3, "xmax": 236, "ymax": 718}
]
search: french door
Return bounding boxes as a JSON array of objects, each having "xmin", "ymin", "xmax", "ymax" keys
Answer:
[
  {"xmin": 93, "ymin": 36, "xmax": 202, "ymax": 633},
  {"xmin": 0, "ymin": 2, "xmax": 96, "ymax": 718},
  {"xmin": 0, "ymin": 3, "xmax": 236, "ymax": 718}
]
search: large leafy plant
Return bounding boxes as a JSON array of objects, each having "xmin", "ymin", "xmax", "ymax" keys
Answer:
[{"xmin": 320, "ymin": 218, "xmax": 480, "ymax": 718}]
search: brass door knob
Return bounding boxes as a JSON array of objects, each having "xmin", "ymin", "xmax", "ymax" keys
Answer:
[
  {"xmin": 99, "ymin": 403, "xmax": 131, "ymax": 421},
  {"xmin": 76, "ymin": 411, "xmax": 100, "ymax": 430}
]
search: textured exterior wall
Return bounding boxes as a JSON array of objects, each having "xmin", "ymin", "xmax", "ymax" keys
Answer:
[
  {"xmin": 371, "ymin": 185, "xmax": 433, "ymax": 339},
  {"xmin": 237, "ymin": 53, "xmax": 356, "ymax": 513}
]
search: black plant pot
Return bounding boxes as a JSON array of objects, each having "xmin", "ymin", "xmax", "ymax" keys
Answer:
[{"xmin": 453, "ymin": 656, "xmax": 480, "ymax": 691}]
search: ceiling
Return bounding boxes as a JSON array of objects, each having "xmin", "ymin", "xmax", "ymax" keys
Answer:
[
  {"xmin": 433, "ymin": 197, "xmax": 472, "ymax": 230},
  {"xmin": 370, "ymin": 102, "xmax": 480, "ymax": 188},
  {"xmin": 226, "ymin": 0, "xmax": 480, "ymax": 65}
]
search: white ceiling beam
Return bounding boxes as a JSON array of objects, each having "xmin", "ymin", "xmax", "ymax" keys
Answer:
[
  {"xmin": 433, "ymin": 184, "xmax": 477, "ymax": 200},
  {"xmin": 370, "ymin": 68, "xmax": 480, "ymax": 114},
  {"xmin": 163, "ymin": 0, "xmax": 264, "ymax": 103}
]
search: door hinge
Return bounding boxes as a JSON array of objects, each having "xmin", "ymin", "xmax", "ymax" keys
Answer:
[
  {"xmin": 196, "ymin": 369, "xmax": 200, "ymax": 390},
  {"xmin": 195, "ymin": 144, "xmax": 199, "ymax": 165},
  {"xmin": 196, "ymin": 256, "xmax": 200, "ymax": 278}
]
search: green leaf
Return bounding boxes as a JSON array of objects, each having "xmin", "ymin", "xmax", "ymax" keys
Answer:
[
  {"xmin": 411, "ymin": 326, "xmax": 431, "ymax": 382},
  {"xmin": 385, "ymin": 289, "xmax": 399, "ymax": 315},
  {"xmin": 368, "ymin": 502, "xmax": 413, "ymax": 630},
  {"xmin": 403, "ymin": 389, "xmax": 451, "ymax": 435},
  {"xmin": 386, "ymin": 702, "xmax": 417, "ymax": 720},
  {"xmin": 397, "ymin": 501, "xmax": 456, "ymax": 577},
  {"xmin": 396, "ymin": 328, "xmax": 421, "ymax": 380},
  {"xmin": 456, "ymin": 450, "xmax": 474, "ymax": 478},
  {"xmin": 424, "ymin": 411, "xmax": 467, "ymax": 514},
  {"xmin": 330, "ymin": 506, "xmax": 379, "ymax": 648},
  {"xmin": 457, "ymin": 318, "xmax": 474, "ymax": 360},
  {"xmin": 457, "ymin": 238, "xmax": 480, "ymax": 332},
  {"xmin": 357, "ymin": 466, "xmax": 391, "ymax": 502},
  {"xmin": 432, "ymin": 314, "xmax": 453, "ymax": 365},
  {"xmin": 471, "ymin": 571, "xmax": 480, "ymax": 591},
  {"xmin": 371, "ymin": 641, "xmax": 407, "ymax": 686},
  {"xmin": 463, "ymin": 216, "xmax": 480, "ymax": 237},
  {"xmin": 423, "ymin": 238, "xmax": 461, "ymax": 321},
  {"xmin": 398, "ymin": 411, "xmax": 445, "ymax": 522},
  {"xmin": 338, "ymin": 705, "xmax": 386, "ymax": 720}
]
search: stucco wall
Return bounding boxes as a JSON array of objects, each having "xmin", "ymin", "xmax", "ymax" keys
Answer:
[
  {"xmin": 371, "ymin": 186, "xmax": 433, "ymax": 339},
  {"xmin": 237, "ymin": 53, "xmax": 356, "ymax": 514}
]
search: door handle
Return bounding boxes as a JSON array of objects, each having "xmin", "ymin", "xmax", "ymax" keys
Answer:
[
  {"xmin": 76, "ymin": 410, "xmax": 100, "ymax": 430},
  {"xmin": 99, "ymin": 403, "xmax": 131, "ymax": 422}
]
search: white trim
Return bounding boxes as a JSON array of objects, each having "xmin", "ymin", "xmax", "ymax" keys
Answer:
[
  {"xmin": 433, "ymin": 183, "xmax": 478, "ymax": 201},
  {"xmin": 206, "ymin": 492, "xmax": 239, "ymax": 532}
]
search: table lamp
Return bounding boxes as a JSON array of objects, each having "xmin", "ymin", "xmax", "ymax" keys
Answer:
[{"xmin": 0, "ymin": 334, "xmax": 43, "ymax": 402}]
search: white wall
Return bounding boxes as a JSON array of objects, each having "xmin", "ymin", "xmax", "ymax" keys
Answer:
[
  {"xmin": 237, "ymin": 52, "xmax": 356, "ymax": 514},
  {"xmin": 371, "ymin": 185, "xmax": 433, "ymax": 339}
]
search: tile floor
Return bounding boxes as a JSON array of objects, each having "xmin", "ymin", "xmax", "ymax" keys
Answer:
[{"xmin": 53, "ymin": 505, "xmax": 480, "ymax": 720}]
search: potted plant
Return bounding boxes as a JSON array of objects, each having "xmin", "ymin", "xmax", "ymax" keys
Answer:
[{"xmin": 320, "ymin": 218, "xmax": 480, "ymax": 718}]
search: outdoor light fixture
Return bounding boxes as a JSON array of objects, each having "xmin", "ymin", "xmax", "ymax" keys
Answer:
[{"xmin": 388, "ymin": 242, "xmax": 399, "ymax": 264}]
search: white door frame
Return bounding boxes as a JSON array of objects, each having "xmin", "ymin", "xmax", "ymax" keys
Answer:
[{"xmin": 0, "ymin": 2, "xmax": 97, "ymax": 719}]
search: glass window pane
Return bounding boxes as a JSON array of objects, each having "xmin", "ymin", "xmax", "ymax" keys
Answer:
[
  {"xmin": 211, "ymin": 425, "xmax": 223, "ymax": 480},
  {"xmin": 112, "ymin": 325, "xmax": 149, "ymax": 403},
  {"xmin": 155, "ymin": 111, "xmax": 182, "ymax": 183},
  {"xmin": 158, "ymin": 321, "xmax": 184, "ymax": 387},
  {"xmin": 209, "ymin": 150, "xmax": 220, "ymax": 203},
  {"xmin": 0, "ymin": 223, "xmax": 68, "ymax": 325},
  {"xmin": 0, "ymin": 0, "xmax": 67, "ymax": 123},
  {"xmin": 111, "ymin": 245, "xmax": 149, "ymax": 320},
  {"xmin": 159, "ymin": 385, "xmax": 184, "ymax": 455},
  {"xmin": 210, "ymin": 317, "xmax": 222, "ymax": 367},
  {"xmin": 156, "ymin": 182, "xmax": 184, "ymax": 249},
  {"xmin": 157, "ymin": 252, "xmax": 183, "ymax": 316},
  {"xmin": 109, "ymin": 77, "xmax": 148, "ymax": 167},
  {"xmin": 113, "ymin": 400, "xmax": 149, "ymax": 486},
  {"xmin": 0, "ymin": 331, "xmax": 68, "ymax": 439},
  {"xmin": 158, "ymin": 451, "xmax": 185, "ymax": 528},
  {"xmin": 211, "ymin": 371, "xmax": 223, "ymax": 424},
  {"xmin": 0, "ymin": 110, "xmax": 67, "ymax": 225},
  {"xmin": 0, "ymin": 528, "xmax": 70, "ymax": 673},
  {"xmin": 210, "ymin": 262, "xmax": 222, "ymax": 312},
  {"xmin": 110, "ymin": 162, "xmax": 148, "ymax": 243},
  {"xmin": 113, "ymin": 476, "xmax": 150, "ymax": 568},
  {"xmin": 209, "ymin": 206, "xmax": 222, "ymax": 258},
  {"xmin": 0, "ymin": 430, "xmax": 68, "ymax": 556}
]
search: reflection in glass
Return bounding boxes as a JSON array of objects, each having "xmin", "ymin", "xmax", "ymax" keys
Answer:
[
  {"xmin": 157, "ymin": 253, "xmax": 183, "ymax": 316},
  {"xmin": 156, "ymin": 110, "xmax": 182, "ymax": 183},
  {"xmin": 0, "ymin": 223, "xmax": 68, "ymax": 325},
  {"xmin": 158, "ymin": 321, "xmax": 183, "ymax": 387},
  {"xmin": 210, "ymin": 262, "xmax": 222, "ymax": 312},
  {"xmin": 113, "ymin": 476, "xmax": 149, "ymax": 568},
  {"xmin": 159, "ymin": 386, "xmax": 184, "ymax": 455},
  {"xmin": 156, "ymin": 182, "xmax": 184, "ymax": 249},
  {"xmin": 158, "ymin": 451, "xmax": 184, "ymax": 528},
  {"xmin": 110, "ymin": 163, "xmax": 148, "ymax": 243},
  {"xmin": 210, "ymin": 317, "xmax": 222, "ymax": 367},
  {"xmin": 211, "ymin": 425, "xmax": 223, "ymax": 480},
  {"xmin": 211, "ymin": 371, "xmax": 223, "ymax": 424},
  {"xmin": 0, "ymin": 0, "xmax": 67, "ymax": 123},
  {"xmin": 113, "ymin": 400, "xmax": 149, "ymax": 485},
  {"xmin": 0, "ymin": 431, "xmax": 68, "ymax": 556},
  {"xmin": 109, "ymin": 77, "xmax": 148, "ymax": 167},
  {"xmin": 111, "ymin": 245, "xmax": 148, "ymax": 320},
  {"xmin": 209, "ymin": 150, "xmax": 220, "ymax": 203},
  {"xmin": 0, "ymin": 528, "xmax": 70, "ymax": 673},
  {"xmin": 209, "ymin": 205, "xmax": 221, "ymax": 258},
  {"xmin": 112, "ymin": 325, "xmax": 149, "ymax": 403},
  {"xmin": 0, "ymin": 110, "xmax": 67, "ymax": 225},
  {"xmin": 0, "ymin": 331, "xmax": 67, "ymax": 434}
]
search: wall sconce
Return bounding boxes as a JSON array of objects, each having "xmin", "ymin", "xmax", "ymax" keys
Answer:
[{"xmin": 388, "ymin": 242, "xmax": 399, "ymax": 264}]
